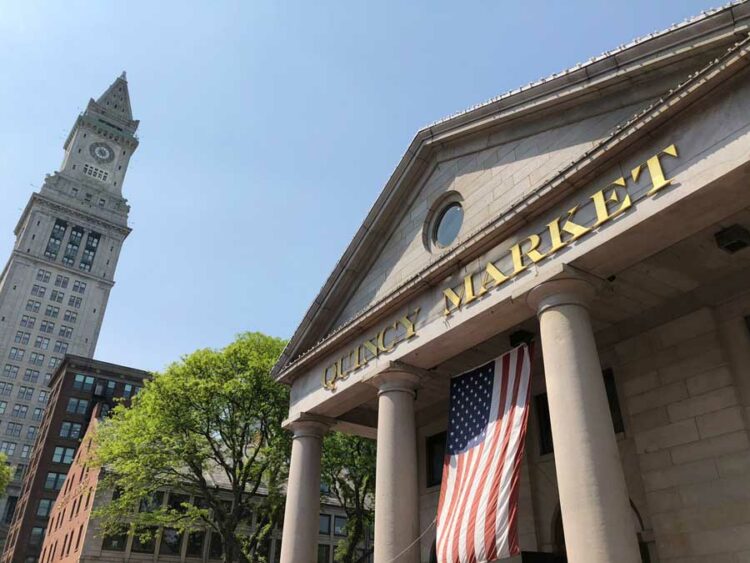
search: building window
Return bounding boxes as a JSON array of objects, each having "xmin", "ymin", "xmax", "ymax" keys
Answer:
[
  {"xmin": 29, "ymin": 352, "xmax": 44, "ymax": 367},
  {"xmin": 0, "ymin": 401, "xmax": 7, "ymax": 415},
  {"xmin": 425, "ymin": 432, "xmax": 447, "ymax": 488},
  {"xmin": 72, "ymin": 281, "xmax": 86, "ymax": 294},
  {"xmin": 24, "ymin": 369, "xmax": 40, "ymax": 383},
  {"xmin": 3, "ymin": 365, "xmax": 19, "ymax": 380},
  {"xmin": 38, "ymin": 391, "xmax": 48, "ymax": 404},
  {"xmin": 160, "ymin": 528, "xmax": 182, "ymax": 556},
  {"xmin": 20, "ymin": 315, "xmax": 36, "ymax": 329},
  {"xmin": 6, "ymin": 423, "xmax": 21, "ymax": 437},
  {"xmin": 8, "ymin": 348, "xmax": 24, "ymax": 361},
  {"xmin": 0, "ymin": 442, "xmax": 16, "ymax": 456},
  {"xmin": 36, "ymin": 269, "xmax": 51, "ymax": 283},
  {"xmin": 317, "ymin": 544, "xmax": 331, "ymax": 563},
  {"xmin": 44, "ymin": 219, "xmax": 67, "ymax": 260},
  {"xmin": 185, "ymin": 531, "xmax": 205, "ymax": 557},
  {"xmin": 131, "ymin": 527, "xmax": 157, "ymax": 554},
  {"xmin": 4, "ymin": 496, "xmax": 18, "ymax": 524},
  {"xmin": 34, "ymin": 336, "xmax": 50, "ymax": 350},
  {"xmin": 102, "ymin": 532, "xmax": 127, "ymax": 551},
  {"xmin": 59, "ymin": 422, "xmax": 82, "ymax": 439},
  {"xmin": 20, "ymin": 445, "xmax": 31, "ymax": 459},
  {"xmin": 25, "ymin": 300, "xmax": 41, "ymax": 313},
  {"xmin": 208, "ymin": 532, "xmax": 223, "ymax": 559},
  {"xmin": 26, "ymin": 426, "xmax": 37, "ymax": 440},
  {"xmin": 40, "ymin": 321, "xmax": 54, "ymax": 334},
  {"xmin": 32, "ymin": 408, "xmax": 43, "ymax": 421},
  {"xmin": 14, "ymin": 332, "xmax": 30, "ymax": 345},
  {"xmin": 73, "ymin": 374, "xmax": 95, "ymax": 391},
  {"xmin": 333, "ymin": 516, "xmax": 347, "ymax": 537},
  {"xmin": 66, "ymin": 398, "xmax": 88, "ymax": 415},
  {"xmin": 54, "ymin": 275, "xmax": 69, "ymax": 288},
  {"xmin": 0, "ymin": 383, "xmax": 13, "ymax": 397},
  {"xmin": 603, "ymin": 369, "xmax": 625, "ymax": 434},
  {"xmin": 535, "ymin": 393, "xmax": 554, "ymax": 455},
  {"xmin": 36, "ymin": 499, "xmax": 54, "ymax": 518},
  {"xmin": 31, "ymin": 285, "xmax": 46, "ymax": 298},
  {"xmin": 14, "ymin": 464, "xmax": 26, "ymax": 481},
  {"xmin": 59, "ymin": 325, "xmax": 73, "ymax": 339},
  {"xmin": 319, "ymin": 514, "xmax": 331, "ymax": 535},
  {"xmin": 11, "ymin": 405, "xmax": 28, "ymax": 419},
  {"xmin": 50, "ymin": 290, "xmax": 64, "ymax": 304},
  {"xmin": 29, "ymin": 527, "xmax": 45, "ymax": 547},
  {"xmin": 48, "ymin": 357, "xmax": 61, "ymax": 370},
  {"xmin": 45, "ymin": 305, "xmax": 59, "ymax": 318},
  {"xmin": 68, "ymin": 296, "xmax": 82, "ymax": 309},
  {"xmin": 53, "ymin": 341, "xmax": 68, "ymax": 354},
  {"xmin": 432, "ymin": 202, "xmax": 463, "ymax": 248},
  {"xmin": 44, "ymin": 472, "xmax": 66, "ymax": 491},
  {"xmin": 79, "ymin": 233, "xmax": 100, "ymax": 272},
  {"xmin": 63, "ymin": 310, "xmax": 77, "ymax": 323},
  {"xmin": 122, "ymin": 384, "xmax": 134, "ymax": 399},
  {"xmin": 52, "ymin": 447, "xmax": 76, "ymax": 464},
  {"xmin": 82, "ymin": 163, "xmax": 109, "ymax": 182}
]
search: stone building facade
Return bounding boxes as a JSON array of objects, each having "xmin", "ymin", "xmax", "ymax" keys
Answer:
[
  {"xmin": 274, "ymin": 4, "xmax": 750, "ymax": 563},
  {"xmin": 0, "ymin": 73, "xmax": 138, "ymax": 542}
]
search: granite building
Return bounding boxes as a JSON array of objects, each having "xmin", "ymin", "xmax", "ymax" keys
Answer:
[
  {"xmin": 0, "ymin": 73, "xmax": 138, "ymax": 542},
  {"xmin": 274, "ymin": 4, "xmax": 750, "ymax": 563},
  {"xmin": 1, "ymin": 356, "xmax": 147, "ymax": 563}
]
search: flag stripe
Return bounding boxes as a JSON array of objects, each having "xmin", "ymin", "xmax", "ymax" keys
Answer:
[{"xmin": 436, "ymin": 344, "xmax": 532, "ymax": 563}]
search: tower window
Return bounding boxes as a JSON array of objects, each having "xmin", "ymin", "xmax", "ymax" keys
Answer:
[
  {"xmin": 82, "ymin": 163, "xmax": 108, "ymax": 182},
  {"xmin": 36, "ymin": 269, "xmax": 51, "ymax": 283},
  {"xmin": 44, "ymin": 219, "xmax": 67, "ymax": 260}
]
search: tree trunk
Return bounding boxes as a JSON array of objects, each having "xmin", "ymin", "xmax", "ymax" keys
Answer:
[{"xmin": 223, "ymin": 530, "xmax": 250, "ymax": 563}]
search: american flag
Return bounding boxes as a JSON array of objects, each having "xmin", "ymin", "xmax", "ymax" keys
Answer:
[{"xmin": 435, "ymin": 344, "xmax": 532, "ymax": 563}]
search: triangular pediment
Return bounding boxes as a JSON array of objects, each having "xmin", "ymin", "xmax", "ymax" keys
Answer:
[{"xmin": 274, "ymin": 2, "xmax": 750, "ymax": 379}]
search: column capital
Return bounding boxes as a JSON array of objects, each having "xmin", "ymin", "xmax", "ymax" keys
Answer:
[
  {"xmin": 369, "ymin": 363, "xmax": 423, "ymax": 397},
  {"xmin": 284, "ymin": 413, "xmax": 333, "ymax": 439},
  {"xmin": 526, "ymin": 274, "xmax": 598, "ymax": 315}
]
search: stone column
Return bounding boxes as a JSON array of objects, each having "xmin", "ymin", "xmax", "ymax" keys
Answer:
[
  {"xmin": 372, "ymin": 369, "xmax": 421, "ymax": 563},
  {"xmin": 279, "ymin": 415, "xmax": 330, "ymax": 563},
  {"xmin": 527, "ymin": 276, "xmax": 640, "ymax": 563}
]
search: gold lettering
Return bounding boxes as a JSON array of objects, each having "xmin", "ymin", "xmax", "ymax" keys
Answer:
[
  {"xmin": 546, "ymin": 206, "xmax": 590, "ymax": 254},
  {"xmin": 631, "ymin": 144, "xmax": 678, "ymax": 195},
  {"xmin": 510, "ymin": 234, "xmax": 546, "ymax": 274},
  {"xmin": 591, "ymin": 177, "xmax": 632, "ymax": 227},
  {"xmin": 377, "ymin": 323, "xmax": 398, "ymax": 352},
  {"xmin": 362, "ymin": 339, "xmax": 379, "ymax": 362},
  {"xmin": 398, "ymin": 308, "xmax": 420, "ymax": 339},
  {"xmin": 443, "ymin": 286, "xmax": 462, "ymax": 316},
  {"xmin": 322, "ymin": 363, "xmax": 338, "ymax": 390},
  {"xmin": 462, "ymin": 274, "xmax": 479, "ymax": 306},
  {"xmin": 480, "ymin": 261, "xmax": 509, "ymax": 293}
]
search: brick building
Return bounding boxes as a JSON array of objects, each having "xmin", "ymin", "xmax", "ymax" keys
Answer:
[{"xmin": 2, "ymin": 356, "xmax": 148, "ymax": 563}]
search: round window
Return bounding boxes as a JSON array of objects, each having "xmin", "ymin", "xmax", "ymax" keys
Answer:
[{"xmin": 433, "ymin": 202, "xmax": 463, "ymax": 248}]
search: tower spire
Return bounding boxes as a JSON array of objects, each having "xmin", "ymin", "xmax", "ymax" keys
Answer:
[{"xmin": 95, "ymin": 72, "xmax": 133, "ymax": 121}]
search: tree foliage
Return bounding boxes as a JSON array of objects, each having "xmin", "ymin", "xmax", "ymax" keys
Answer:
[
  {"xmin": 321, "ymin": 433, "xmax": 376, "ymax": 563},
  {"xmin": 91, "ymin": 332, "xmax": 288, "ymax": 563},
  {"xmin": 0, "ymin": 454, "xmax": 11, "ymax": 498}
]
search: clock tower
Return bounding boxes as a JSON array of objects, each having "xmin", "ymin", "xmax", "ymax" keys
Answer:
[{"xmin": 0, "ymin": 73, "xmax": 139, "ymax": 557}]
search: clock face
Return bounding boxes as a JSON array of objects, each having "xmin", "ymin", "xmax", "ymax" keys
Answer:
[{"xmin": 89, "ymin": 142, "xmax": 114, "ymax": 164}]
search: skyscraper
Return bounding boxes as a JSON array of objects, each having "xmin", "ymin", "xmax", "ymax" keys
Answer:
[{"xmin": 0, "ymin": 73, "xmax": 138, "ymax": 545}]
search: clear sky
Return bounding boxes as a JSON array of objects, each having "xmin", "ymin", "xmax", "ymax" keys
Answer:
[{"xmin": 0, "ymin": 0, "xmax": 723, "ymax": 372}]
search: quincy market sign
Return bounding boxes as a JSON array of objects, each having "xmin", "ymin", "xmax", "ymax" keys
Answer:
[{"xmin": 322, "ymin": 144, "xmax": 679, "ymax": 391}]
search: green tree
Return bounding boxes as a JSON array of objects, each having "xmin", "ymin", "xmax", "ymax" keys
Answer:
[
  {"xmin": 321, "ymin": 433, "xmax": 376, "ymax": 563},
  {"xmin": 91, "ymin": 332, "xmax": 289, "ymax": 563},
  {"xmin": 0, "ymin": 454, "xmax": 11, "ymax": 497}
]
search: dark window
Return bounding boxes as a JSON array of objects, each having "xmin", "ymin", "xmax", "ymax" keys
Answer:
[
  {"xmin": 209, "ymin": 532, "xmax": 223, "ymax": 559},
  {"xmin": 426, "ymin": 432, "xmax": 447, "ymax": 487},
  {"xmin": 160, "ymin": 528, "xmax": 182, "ymax": 556},
  {"xmin": 102, "ymin": 532, "xmax": 127, "ymax": 551},
  {"xmin": 333, "ymin": 516, "xmax": 347, "ymax": 537},
  {"xmin": 318, "ymin": 544, "xmax": 331, "ymax": 563},
  {"xmin": 4, "ymin": 496, "xmax": 18, "ymax": 523},
  {"xmin": 44, "ymin": 220, "xmax": 67, "ymax": 260},
  {"xmin": 186, "ymin": 531, "xmax": 205, "ymax": 557},
  {"xmin": 167, "ymin": 493, "xmax": 189, "ymax": 513},
  {"xmin": 535, "ymin": 394, "xmax": 554, "ymax": 455},
  {"xmin": 131, "ymin": 528, "xmax": 157, "ymax": 554},
  {"xmin": 604, "ymin": 369, "xmax": 625, "ymax": 434},
  {"xmin": 36, "ymin": 499, "xmax": 54, "ymax": 517},
  {"xmin": 29, "ymin": 526, "xmax": 45, "ymax": 546},
  {"xmin": 139, "ymin": 491, "xmax": 164, "ymax": 513},
  {"xmin": 319, "ymin": 514, "xmax": 330, "ymax": 535}
]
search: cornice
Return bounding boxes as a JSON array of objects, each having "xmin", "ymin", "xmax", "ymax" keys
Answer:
[
  {"xmin": 9, "ymin": 250, "xmax": 117, "ymax": 288},
  {"xmin": 274, "ymin": 32, "xmax": 750, "ymax": 383},
  {"xmin": 15, "ymin": 192, "xmax": 131, "ymax": 238}
]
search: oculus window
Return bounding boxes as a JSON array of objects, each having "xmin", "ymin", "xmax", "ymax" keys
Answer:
[{"xmin": 433, "ymin": 202, "xmax": 463, "ymax": 248}]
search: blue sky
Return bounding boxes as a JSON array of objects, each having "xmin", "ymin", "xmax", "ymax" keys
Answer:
[{"xmin": 0, "ymin": 0, "xmax": 722, "ymax": 372}]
